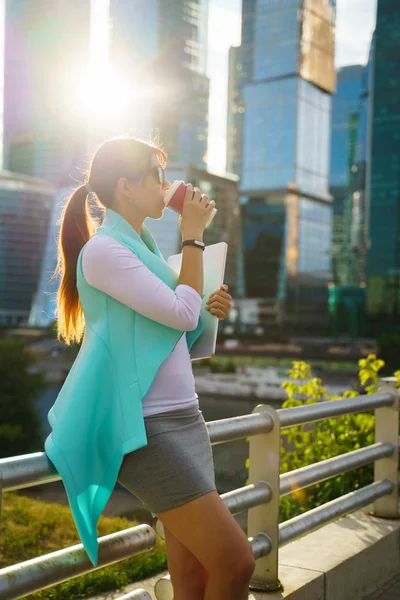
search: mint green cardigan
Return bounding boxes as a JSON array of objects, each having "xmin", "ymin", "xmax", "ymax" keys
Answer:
[{"xmin": 44, "ymin": 208, "xmax": 204, "ymax": 567}]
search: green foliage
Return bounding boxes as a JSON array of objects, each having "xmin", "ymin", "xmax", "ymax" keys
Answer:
[
  {"xmin": 197, "ymin": 357, "xmax": 237, "ymax": 373},
  {"xmin": 394, "ymin": 370, "xmax": 400, "ymax": 388},
  {"xmin": 245, "ymin": 355, "xmax": 387, "ymax": 522},
  {"xmin": 358, "ymin": 354, "xmax": 385, "ymax": 393},
  {"xmin": 0, "ymin": 339, "xmax": 47, "ymax": 458},
  {"xmin": 1, "ymin": 492, "xmax": 167, "ymax": 600}
]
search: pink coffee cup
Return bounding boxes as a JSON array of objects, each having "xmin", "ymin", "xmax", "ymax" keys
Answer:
[{"xmin": 163, "ymin": 180, "xmax": 217, "ymax": 228}]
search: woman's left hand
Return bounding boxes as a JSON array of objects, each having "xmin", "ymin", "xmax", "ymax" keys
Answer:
[{"xmin": 205, "ymin": 284, "xmax": 232, "ymax": 320}]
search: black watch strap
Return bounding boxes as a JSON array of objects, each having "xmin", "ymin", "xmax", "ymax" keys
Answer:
[{"xmin": 181, "ymin": 239, "xmax": 205, "ymax": 251}]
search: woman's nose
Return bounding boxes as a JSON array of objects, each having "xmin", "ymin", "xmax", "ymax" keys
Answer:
[{"xmin": 163, "ymin": 179, "xmax": 171, "ymax": 190}]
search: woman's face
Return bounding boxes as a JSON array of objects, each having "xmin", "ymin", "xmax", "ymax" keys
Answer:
[{"xmin": 136, "ymin": 153, "xmax": 171, "ymax": 220}]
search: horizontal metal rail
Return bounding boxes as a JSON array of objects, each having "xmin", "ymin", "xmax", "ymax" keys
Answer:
[
  {"xmin": 0, "ymin": 452, "xmax": 59, "ymax": 491},
  {"xmin": 278, "ymin": 391, "xmax": 395, "ymax": 429},
  {"xmin": 207, "ymin": 412, "xmax": 274, "ymax": 444},
  {"xmin": 279, "ymin": 479, "xmax": 394, "ymax": 546},
  {"xmin": 0, "ymin": 413, "xmax": 275, "ymax": 491},
  {"xmin": 222, "ymin": 481, "xmax": 272, "ymax": 514},
  {"xmin": 0, "ymin": 524, "xmax": 156, "ymax": 600},
  {"xmin": 280, "ymin": 442, "xmax": 395, "ymax": 496},
  {"xmin": 220, "ymin": 444, "xmax": 395, "ymax": 516},
  {"xmin": 0, "ymin": 393, "xmax": 396, "ymax": 492}
]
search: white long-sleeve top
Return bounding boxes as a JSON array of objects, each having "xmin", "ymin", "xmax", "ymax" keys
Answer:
[{"xmin": 81, "ymin": 235, "xmax": 201, "ymax": 417}]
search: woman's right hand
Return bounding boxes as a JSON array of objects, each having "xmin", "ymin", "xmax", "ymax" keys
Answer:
[{"xmin": 178, "ymin": 183, "xmax": 215, "ymax": 237}]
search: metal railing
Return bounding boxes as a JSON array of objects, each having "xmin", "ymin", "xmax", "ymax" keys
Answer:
[{"xmin": 0, "ymin": 379, "xmax": 399, "ymax": 599}]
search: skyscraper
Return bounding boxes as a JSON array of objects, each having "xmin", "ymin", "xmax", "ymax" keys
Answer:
[
  {"xmin": 235, "ymin": 0, "xmax": 336, "ymax": 334},
  {"xmin": 330, "ymin": 65, "xmax": 364, "ymax": 284},
  {"xmin": 327, "ymin": 37, "xmax": 376, "ymax": 340},
  {"xmin": 28, "ymin": 185, "xmax": 73, "ymax": 328},
  {"xmin": 366, "ymin": 0, "xmax": 400, "ymax": 319},
  {"xmin": 226, "ymin": 46, "xmax": 243, "ymax": 176},
  {"xmin": 3, "ymin": 0, "xmax": 92, "ymax": 187},
  {"xmin": 0, "ymin": 172, "xmax": 55, "ymax": 326},
  {"xmin": 346, "ymin": 42, "xmax": 375, "ymax": 289},
  {"xmin": 109, "ymin": 0, "xmax": 209, "ymax": 168}
]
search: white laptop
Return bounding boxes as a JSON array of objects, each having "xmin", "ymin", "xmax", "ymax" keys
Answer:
[{"xmin": 167, "ymin": 241, "xmax": 228, "ymax": 360}]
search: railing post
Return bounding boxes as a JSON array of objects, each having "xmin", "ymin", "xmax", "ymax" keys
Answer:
[
  {"xmin": 247, "ymin": 404, "xmax": 281, "ymax": 592},
  {"xmin": 373, "ymin": 378, "xmax": 399, "ymax": 518}
]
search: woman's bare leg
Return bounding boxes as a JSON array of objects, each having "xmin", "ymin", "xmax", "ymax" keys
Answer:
[
  {"xmin": 156, "ymin": 491, "xmax": 255, "ymax": 600},
  {"xmin": 164, "ymin": 525, "xmax": 208, "ymax": 600}
]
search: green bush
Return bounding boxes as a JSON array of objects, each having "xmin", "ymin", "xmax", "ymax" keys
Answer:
[
  {"xmin": 245, "ymin": 355, "xmax": 391, "ymax": 522},
  {"xmin": 0, "ymin": 339, "xmax": 47, "ymax": 458},
  {"xmin": 0, "ymin": 492, "xmax": 167, "ymax": 600},
  {"xmin": 196, "ymin": 357, "xmax": 237, "ymax": 373}
]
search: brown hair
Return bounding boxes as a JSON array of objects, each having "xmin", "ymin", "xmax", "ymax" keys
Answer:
[{"xmin": 55, "ymin": 136, "xmax": 167, "ymax": 346}]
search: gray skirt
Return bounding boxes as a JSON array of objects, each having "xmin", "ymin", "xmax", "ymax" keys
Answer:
[{"xmin": 116, "ymin": 404, "xmax": 217, "ymax": 514}]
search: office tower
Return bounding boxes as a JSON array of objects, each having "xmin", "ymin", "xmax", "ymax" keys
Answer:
[
  {"xmin": 109, "ymin": 0, "xmax": 209, "ymax": 168},
  {"xmin": 3, "ymin": 1, "xmax": 91, "ymax": 187},
  {"xmin": 186, "ymin": 166, "xmax": 240, "ymax": 296},
  {"xmin": 0, "ymin": 172, "xmax": 55, "ymax": 326},
  {"xmin": 328, "ymin": 38, "xmax": 376, "ymax": 339},
  {"xmin": 330, "ymin": 65, "xmax": 364, "ymax": 284},
  {"xmin": 235, "ymin": 0, "xmax": 336, "ymax": 334},
  {"xmin": 346, "ymin": 42, "xmax": 375, "ymax": 289},
  {"xmin": 226, "ymin": 46, "xmax": 243, "ymax": 176},
  {"xmin": 366, "ymin": 0, "xmax": 400, "ymax": 319},
  {"xmin": 28, "ymin": 186, "xmax": 73, "ymax": 327}
]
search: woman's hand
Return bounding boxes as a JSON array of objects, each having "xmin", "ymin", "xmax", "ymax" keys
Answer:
[{"xmin": 205, "ymin": 284, "xmax": 232, "ymax": 320}]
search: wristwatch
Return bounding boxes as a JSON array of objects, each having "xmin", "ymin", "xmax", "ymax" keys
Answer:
[{"xmin": 181, "ymin": 239, "xmax": 206, "ymax": 251}]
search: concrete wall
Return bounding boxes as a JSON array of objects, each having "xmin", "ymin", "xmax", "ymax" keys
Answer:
[{"xmin": 258, "ymin": 505, "xmax": 400, "ymax": 600}]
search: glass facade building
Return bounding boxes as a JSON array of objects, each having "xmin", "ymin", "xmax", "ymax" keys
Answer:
[
  {"xmin": 226, "ymin": 46, "xmax": 243, "ymax": 176},
  {"xmin": 330, "ymin": 66, "xmax": 364, "ymax": 189},
  {"xmin": 330, "ymin": 65, "xmax": 364, "ymax": 284},
  {"xmin": 109, "ymin": 0, "xmax": 209, "ymax": 168},
  {"xmin": 367, "ymin": 0, "xmax": 400, "ymax": 317},
  {"xmin": 28, "ymin": 186, "xmax": 73, "ymax": 327},
  {"xmin": 235, "ymin": 0, "xmax": 336, "ymax": 333},
  {"xmin": 0, "ymin": 172, "xmax": 55, "ymax": 326},
  {"xmin": 328, "ymin": 44, "xmax": 374, "ymax": 338}
]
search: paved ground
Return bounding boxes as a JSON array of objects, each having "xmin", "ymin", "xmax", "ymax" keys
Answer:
[
  {"xmin": 364, "ymin": 572, "xmax": 400, "ymax": 600},
  {"xmin": 85, "ymin": 569, "xmax": 400, "ymax": 599}
]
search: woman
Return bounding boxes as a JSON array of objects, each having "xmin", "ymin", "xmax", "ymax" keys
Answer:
[{"xmin": 46, "ymin": 136, "xmax": 255, "ymax": 600}]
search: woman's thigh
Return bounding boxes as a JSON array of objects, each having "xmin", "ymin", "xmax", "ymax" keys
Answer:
[
  {"xmin": 164, "ymin": 525, "xmax": 208, "ymax": 588},
  {"xmin": 155, "ymin": 491, "xmax": 255, "ymax": 578}
]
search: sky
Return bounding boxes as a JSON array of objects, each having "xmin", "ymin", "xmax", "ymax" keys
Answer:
[{"xmin": 207, "ymin": 0, "xmax": 378, "ymax": 175}]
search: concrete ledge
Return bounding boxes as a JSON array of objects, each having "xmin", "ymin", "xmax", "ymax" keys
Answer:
[
  {"xmin": 268, "ymin": 505, "xmax": 400, "ymax": 600},
  {"xmin": 250, "ymin": 564, "xmax": 324, "ymax": 599}
]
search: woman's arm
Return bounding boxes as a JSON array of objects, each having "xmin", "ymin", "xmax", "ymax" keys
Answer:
[{"xmin": 81, "ymin": 235, "xmax": 202, "ymax": 331}]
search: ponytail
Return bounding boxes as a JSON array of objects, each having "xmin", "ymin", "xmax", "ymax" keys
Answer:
[{"xmin": 55, "ymin": 185, "xmax": 95, "ymax": 345}]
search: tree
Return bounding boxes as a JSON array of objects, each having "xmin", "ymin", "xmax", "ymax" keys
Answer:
[{"xmin": 0, "ymin": 339, "xmax": 47, "ymax": 458}]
